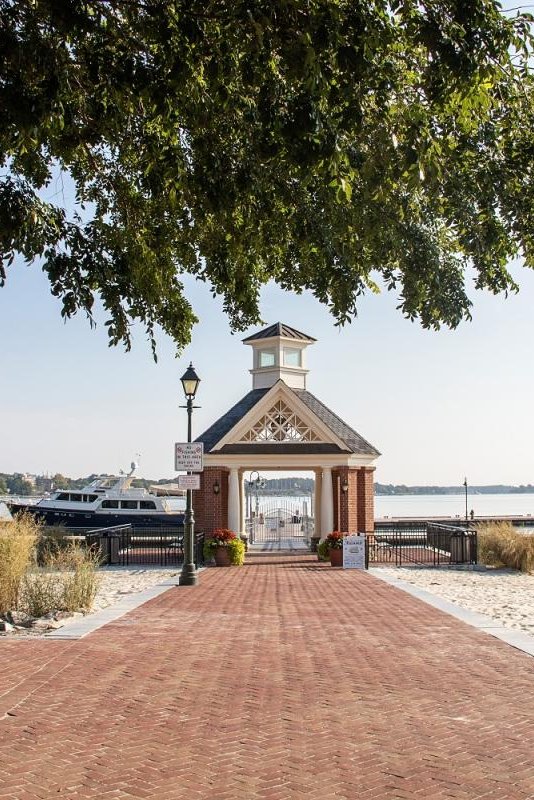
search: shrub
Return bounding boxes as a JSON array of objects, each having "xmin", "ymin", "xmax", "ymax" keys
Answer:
[
  {"xmin": 203, "ymin": 530, "xmax": 246, "ymax": 565},
  {"xmin": 227, "ymin": 538, "xmax": 246, "ymax": 566},
  {"xmin": 317, "ymin": 540, "xmax": 330, "ymax": 561},
  {"xmin": 325, "ymin": 531, "xmax": 346, "ymax": 550},
  {"xmin": 476, "ymin": 522, "xmax": 534, "ymax": 573},
  {"xmin": 0, "ymin": 514, "xmax": 40, "ymax": 614}
]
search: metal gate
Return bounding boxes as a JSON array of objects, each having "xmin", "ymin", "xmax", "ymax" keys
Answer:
[
  {"xmin": 247, "ymin": 498, "xmax": 313, "ymax": 545},
  {"xmin": 368, "ymin": 522, "xmax": 477, "ymax": 566}
]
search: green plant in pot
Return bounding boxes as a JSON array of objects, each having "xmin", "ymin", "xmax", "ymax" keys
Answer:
[
  {"xmin": 203, "ymin": 529, "xmax": 246, "ymax": 566},
  {"xmin": 325, "ymin": 531, "xmax": 346, "ymax": 567}
]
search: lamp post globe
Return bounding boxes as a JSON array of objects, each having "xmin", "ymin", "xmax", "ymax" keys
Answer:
[
  {"xmin": 181, "ymin": 363, "xmax": 201, "ymax": 400},
  {"xmin": 179, "ymin": 363, "xmax": 201, "ymax": 587}
]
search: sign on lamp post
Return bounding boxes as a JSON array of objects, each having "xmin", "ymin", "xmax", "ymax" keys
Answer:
[
  {"xmin": 174, "ymin": 442, "xmax": 203, "ymax": 472},
  {"xmin": 177, "ymin": 474, "xmax": 201, "ymax": 491}
]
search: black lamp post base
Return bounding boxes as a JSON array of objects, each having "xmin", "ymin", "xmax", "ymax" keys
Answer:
[{"xmin": 179, "ymin": 565, "xmax": 198, "ymax": 586}]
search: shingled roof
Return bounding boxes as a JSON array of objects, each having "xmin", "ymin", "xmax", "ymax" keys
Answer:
[
  {"xmin": 295, "ymin": 390, "xmax": 380, "ymax": 457},
  {"xmin": 196, "ymin": 384, "xmax": 380, "ymax": 456},
  {"xmin": 242, "ymin": 323, "xmax": 316, "ymax": 343}
]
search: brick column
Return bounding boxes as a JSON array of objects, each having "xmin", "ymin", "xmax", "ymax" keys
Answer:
[
  {"xmin": 193, "ymin": 466, "xmax": 229, "ymax": 537},
  {"xmin": 337, "ymin": 467, "xmax": 359, "ymax": 533},
  {"xmin": 357, "ymin": 466, "xmax": 375, "ymax": 533}
]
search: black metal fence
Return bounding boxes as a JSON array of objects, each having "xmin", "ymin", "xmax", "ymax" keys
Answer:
[
  {"xmin": 368, "ymin": 522, "xmax": 477, "ymax": 566},
  {"xmin": 85, "ymin": 525, "xmax": 205, "ymax": 567}
]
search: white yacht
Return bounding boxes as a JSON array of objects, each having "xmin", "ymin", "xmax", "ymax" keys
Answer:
[{"xmin": 9, "ymin": 464, "xmax": 185, "ymax": 529}]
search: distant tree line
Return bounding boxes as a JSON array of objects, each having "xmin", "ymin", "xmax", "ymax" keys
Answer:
[
  {"xmin": 375, "ymin": 484, "xmax": 534, "ymax": 495},
  {"xmin": 2, "ymin": 472, "xmax": 533, "ymax": 497}
]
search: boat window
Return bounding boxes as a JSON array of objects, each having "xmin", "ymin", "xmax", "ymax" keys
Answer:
[
  {"xmin": 101, "ymin": 500, "xmax": 119, "ymax": 509},
  {"xmin": 140, "ymin": 501, "xmax": 157, "ymax": 510},
  {"xmin": 121, "ymin": 500, "xmax": 138, "ymax": 509},
  {"xmin": 57, "ymin": 493, "xmax": 69, "ymax": 501},
  {"xmin": 70, "ymin": 494, "xmax": 82, "ymax": 502},
  {"xmin": 87, "ymin": 494, "xmax": 98, "ymax": 503}
]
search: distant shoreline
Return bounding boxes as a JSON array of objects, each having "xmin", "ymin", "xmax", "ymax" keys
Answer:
[{"xmin": 375, "ymin": 485, "xmax": 534, "ymax": 496}]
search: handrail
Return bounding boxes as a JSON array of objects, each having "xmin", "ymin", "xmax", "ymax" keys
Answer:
[{"xmin": 86, "ymin": 524, "xmax": 132, "ymax": 536}]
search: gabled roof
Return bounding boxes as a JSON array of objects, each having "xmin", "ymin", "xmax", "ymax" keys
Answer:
[
  {"xmin": 242, "ymin": 323, "xmax": 316, "ymax": 343},
  {"xmin": 196, "ymin": 384, "xmax": 380, "ymax": 457}
]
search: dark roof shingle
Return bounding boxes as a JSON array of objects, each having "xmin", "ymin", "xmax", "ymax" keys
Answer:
[
  {"xmin": 295, "ymin": 390, "xmax": 381, "ymax": 457},
  {"xmin": 242, "ymin": 323, "xmax": 316, "ymax": 343}
]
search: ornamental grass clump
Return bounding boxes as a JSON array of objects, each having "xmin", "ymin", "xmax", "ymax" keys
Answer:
[
  {"xmin": 0, "ymin": 514, "xmax": 40, "ymax": 615},
  {"xmin": 203, "ymin": 529, "xmax": 246, "ymax": 566},
  {"xmin": 21, "ymin": 542, "xmax": 102, "ymax": 616},
  {"xmin": 476, "ymin": 522, "xmax": 534, "ymax": 573}
]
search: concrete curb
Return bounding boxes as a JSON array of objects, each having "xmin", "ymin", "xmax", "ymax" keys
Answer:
[{"xmin": 370, "ymin": 568, "xmax": 534, "ymax": 658}]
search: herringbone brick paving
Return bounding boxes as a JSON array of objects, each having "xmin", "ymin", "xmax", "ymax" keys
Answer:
[{"xmin": 1, "ymin": 554, "xmax": 534, "ymax": 799}]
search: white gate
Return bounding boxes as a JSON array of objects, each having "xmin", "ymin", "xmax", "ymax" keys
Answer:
[{"xmin": 247, "ymin": 498, "xmax": 313, "ymax": 545}]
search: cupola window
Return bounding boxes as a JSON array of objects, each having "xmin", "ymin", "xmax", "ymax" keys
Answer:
[
  {"xmin": 259, "ymin": 350, "xmax": 276, "ymax": 368},
  {"xmin": 283, "ymin": 347, "xmax": 301, "ymax": 367}
]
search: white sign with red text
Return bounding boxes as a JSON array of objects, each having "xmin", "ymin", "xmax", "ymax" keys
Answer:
[{"xmin": 174, "ymin": 442, "xmax": 203, "ymax": 472}]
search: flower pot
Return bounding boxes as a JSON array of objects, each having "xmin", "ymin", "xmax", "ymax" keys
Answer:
[
  {"xmin": 329, "ymin": 547, "xmax": 343, "ymax": 567},
  {"xmin": 214, "ymin": 546, "xmax": 232, "ymax": 567}
]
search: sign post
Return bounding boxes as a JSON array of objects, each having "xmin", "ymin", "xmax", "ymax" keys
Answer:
[{"xmin": 343, "ymin": 534, "xmax": 367, "ymax": 570}]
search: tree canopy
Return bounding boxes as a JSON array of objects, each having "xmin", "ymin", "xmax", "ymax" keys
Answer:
[{"xmin": 1, "ymin": 0, "xmax": 533, "ymax": 353}]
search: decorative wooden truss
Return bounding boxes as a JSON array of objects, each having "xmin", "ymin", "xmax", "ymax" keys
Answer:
[{"xmin": 239, "ymin": 400, "xmax": 323, "ymax": 443}]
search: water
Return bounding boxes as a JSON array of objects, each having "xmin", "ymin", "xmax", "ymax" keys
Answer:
[
  {"xmin": 375, "ymin": 493, "xmax": 534, "ymax": 519},
  {"xmin": 245, "ymin": 492, "xmax": 534, "ymax": 520}
]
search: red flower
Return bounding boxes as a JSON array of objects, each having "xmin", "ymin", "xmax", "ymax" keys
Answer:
[
  {"xmin": 325, "ymin": 531, "xmax": 346, "ymax": 549},
  {"xmin": 211, "ymin": 528, "xmax": 237, "ymax": 543}
]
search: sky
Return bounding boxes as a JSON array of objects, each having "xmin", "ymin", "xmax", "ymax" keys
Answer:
[{"xmin": 1, "ymin": 0, "xmax": 533, "ymax": 487}]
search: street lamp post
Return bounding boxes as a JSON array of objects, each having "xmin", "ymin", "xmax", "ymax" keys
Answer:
[
  {"xmin": 463, "ymin": 477, "xmax": 468, "ymax": 528},
  {"xmin": 179, "ymin": 363, "xmax": 201, "ymax": 587},
  {"xmin": 245, "ymin": 471, "xmax": 264, "ymax": 544}
]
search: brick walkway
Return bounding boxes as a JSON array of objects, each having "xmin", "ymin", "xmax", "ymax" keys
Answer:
[{"xmin": 1, "ymin": 554, "xmax": 534, "ymax": 799}]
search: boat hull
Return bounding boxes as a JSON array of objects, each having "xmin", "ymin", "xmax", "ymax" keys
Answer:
[{"xmin": 9, "ymin": 503, "xmax": 185, "ymax": 530}]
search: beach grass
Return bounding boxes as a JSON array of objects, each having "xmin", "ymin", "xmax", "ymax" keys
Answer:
[
  {"xmin": 0, "ymin": 514, "xmax": 40, "ymax": 614},
  {"xmin": 476, "ymin": 521, "xmax": 534, "ymax": 573},
  {"xmin": 22, "ymin": 543, "xmax": 102, "ymax": 616},
  {"xmin": 0, "ymin": 516, "xmax": 102, "ymax": 617}
]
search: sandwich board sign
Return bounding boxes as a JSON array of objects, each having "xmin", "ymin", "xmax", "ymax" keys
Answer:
[
  {"xmin": 343, "ymin": 534, "xmax": 367, "ymax": 570},
  {"xmin": 177, "ymin": 474, "xmax": 201, "ymax": 491},
  {"xmin": 174, "ymin": 442, "xmax": 203, "ymax": 472}
]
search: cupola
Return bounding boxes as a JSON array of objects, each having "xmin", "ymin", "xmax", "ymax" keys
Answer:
[{"xmin": 242, "ymin": 323, "xmax": 316, "ymax": 390}]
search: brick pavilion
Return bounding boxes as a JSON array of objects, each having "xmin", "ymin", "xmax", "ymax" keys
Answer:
[{"xmin": 193, "ymin": 323, "xmax": 380, "ymax": 540}]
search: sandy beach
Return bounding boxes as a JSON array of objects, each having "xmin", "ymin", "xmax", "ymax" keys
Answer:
[
  {"xmin": 91, "ymin": 566, "xmax": 180, "ymax": 611},
  {"xmin": 375, "ymin": 565, "xmax": 534, "ymax": 636}
]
